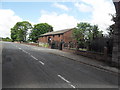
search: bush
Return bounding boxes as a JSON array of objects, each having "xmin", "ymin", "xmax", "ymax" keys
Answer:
[
  {"xmin": 2, "ymin": 37, "xmax": 12, "ymax": 42},
  {"xmin": 89, "ymin": 37, "xmax": 113, "ymax": 54}
]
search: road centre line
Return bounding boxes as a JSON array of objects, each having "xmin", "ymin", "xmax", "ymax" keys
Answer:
[
  {"xmin": 17, "ymin": 47, "xmax": 38, "ymax": 60},
  {"xmin": 17, "ymin": 46, "xmax": 37, "ymax": 60},
  {"xmin": 24, "ymin": 51, "xmax": 44, "ymax": 65},
  {"xmin": 22, "ymin": 49, "xmax": 28, "ymax": 54},
  {"xmin": 14, "ymin": 44, "xmax": 74, "ymax": 88},
  {"xmin": 70, "ymin": 84, "xmax": 76, "ymax": 88},
  {"xmin": 17, "ymin": 47, "xmax": 30, "ymax": 55},
  {"xmin": 58, "ymin": 75, "xmax": 70, "ymax": 83},
  {"xmin": 31, "ymin": 55, "xmax": 38, "ymax": 60},
  {"xmin": 57, "ymin": 75, "xmax": 76, "ymax": 88},
  {"xmin": 38, "ymin": 61, "xmax": 45, "ymax": 65},
  {"xmin": 16, "ymin": 45, "xmax": 45, "ymax": 66}
]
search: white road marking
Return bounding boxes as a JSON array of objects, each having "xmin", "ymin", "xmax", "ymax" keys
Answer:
[
  {"xmin": 34, "ymin": 57, "xmax": 38, "ymax": 60},
  {"xmin": 17, "ymin": 47, "xmax": 39, "ymax": 61},
  {"xmin": 58, "ymin": 75, "xmax": 76, "ymax": 88},
  {"xmin": 16, "ymin": 46, "xmax": 45, "ymax": 67},
  {"xmin": 58, "ymin": 75, "xmax": 70, "ymax": 84},
  {"xmin": 25, "ymin": 51, "xmax": 45, "ymax": 65},
  {"xmin": 14, "ymin": 45, "xmax": 35, "ymax": 59},
  {"xmin": 31, "ymin": 55, "xmax": 38, "ymax": 60},
  {"xmin": 70, "ymin": 84, "xmax": 76, "ymax": 88},
  {"xmin": 39, "ymin": 61, "xmax": 45, "ymax": 65},
  {"xmin": 22, "ymin": 50, "xmax": 28, "ymax": 54}
]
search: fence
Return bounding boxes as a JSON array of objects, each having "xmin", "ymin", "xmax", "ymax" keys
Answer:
[{"xmin": 62, "ymin": 38, "xmax": 113, "ymax": 63}]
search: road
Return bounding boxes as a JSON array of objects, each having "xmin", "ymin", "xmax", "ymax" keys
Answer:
[{"xmin": 2, "ymin": 42, "xmax": 119, "ymax": 88}]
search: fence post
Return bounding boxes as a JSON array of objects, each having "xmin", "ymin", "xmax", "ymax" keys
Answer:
[
  {"xmin": 76, "ymin": 42, "xmax": 79, "ymax": 51},
  {"xmin": 68, "ymin": 43, "xmax": 70, "ymax": 50}
]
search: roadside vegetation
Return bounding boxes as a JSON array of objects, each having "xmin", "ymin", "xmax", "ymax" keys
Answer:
[
  {"xmin": 5, "ymin": 14, "xmax": 114, "ymax": 54},
  {"xmin": 73, "ymin": 22, "xmax": 103, "ymax": 51},
  {"xmin": 29, "ymin": 23, "xmax": 53, "ymax": 42},
  {"xmin": 11, "ymin": 21, "xmax": 32, "ymax": 42},
  {"xmin": 39, "ymin": 43, "xmax": 49, "ymax": 48},
  {"xmin": 2, "ymin": 37, "xmax": 12, "ymax": 42},
  {"xmin": 72, "ymin": 15, "xmax": 115, "ymax": 54},
  {"xmin": 10, "ymin": 21, "xmax": 53, "ymax": 43}
]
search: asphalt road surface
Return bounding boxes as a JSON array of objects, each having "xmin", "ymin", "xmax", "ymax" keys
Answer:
[{"xmin": 2, "ymin": 42, "xmax": 119, "ymax": 88}]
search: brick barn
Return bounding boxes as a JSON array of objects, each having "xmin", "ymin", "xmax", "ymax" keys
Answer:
[{"xmin": 38, "ymin": 28, "xmax": 75, "ymax": 45}]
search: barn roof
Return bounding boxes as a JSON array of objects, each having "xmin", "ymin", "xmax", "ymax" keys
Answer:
[{"xmin": 40, "ymin": 28, "xmax": 74, "ymax": 37}]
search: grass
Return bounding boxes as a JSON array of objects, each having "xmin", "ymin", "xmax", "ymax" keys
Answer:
[
  {"xmin": 70, "ymin": 48, "xmax": 87, "ymax": 51},
  {"xmin": 39, "ymin": 43, "xmax": 49, "ymax": 48}
]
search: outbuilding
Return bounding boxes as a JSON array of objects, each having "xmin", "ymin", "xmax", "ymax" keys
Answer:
[{"xmin": 38, "ymin": 28, "xmax": 75, "ymax": 45}]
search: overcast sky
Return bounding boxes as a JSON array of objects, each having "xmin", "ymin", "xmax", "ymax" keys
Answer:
[{"xmin": 0, "ymin": 0, "xmax": 116, "ymax": 38}]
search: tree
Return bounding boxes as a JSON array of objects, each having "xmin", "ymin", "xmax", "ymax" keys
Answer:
[
  {"xmin": 29, "ymin": 23, "xmax": 53, "ymax": 42},
  {"xmin": 73, "ymin": 22, "xmax": 103, "ymax": 49},
  {"xmin": 104, "ymin": 14, "xmax": 116, "ymax": 54},
  {"xmin": 73, "ymin": 22, "xmax": 92, "ymax": 48},
  {"xmin": 107, "ymin": 14, "xmax": 116, "ymax": 39},
  {"xmin": 11, "ymin": 21, "xmax": 32, "ymax": 42},
  {"xmin": 107, "ymin": 24, "xmax": 115, "ymax": 38}
]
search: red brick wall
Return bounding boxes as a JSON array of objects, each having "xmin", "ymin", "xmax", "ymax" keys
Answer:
[
  {"xmin": 38, "ymin": 36, "xmax": 48, "ymax": 43},
  {"xmin": 63, "ymin": 30, "xmax": 74, "ymax": 43},
  {"xmin": 53, "ymin": 34, "xmax": 63, "ymax": 42},
  {"xmin": 38, "ymin": 29, "xmax": 74, "ymax": 43}
]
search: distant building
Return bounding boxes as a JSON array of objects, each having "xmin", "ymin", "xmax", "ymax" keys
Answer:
[{"xmin": 38, "ymin": 28, "xmax": 75, "ymax": 44}]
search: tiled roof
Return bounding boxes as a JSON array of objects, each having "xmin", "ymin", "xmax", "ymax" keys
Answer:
[{"xmin": 40, "ymin": 28, "xmax": 74, "ymax": 36}]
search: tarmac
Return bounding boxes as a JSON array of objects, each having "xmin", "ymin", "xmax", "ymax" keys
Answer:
[
  {"xmin": 14, "ymin": 43, "xmax": 119, "ymax": 75},
  {"xmin": 32, "ymin": 45, "xmax": 119, "ymax": 76},
  {"xmin": 52, "ymin": 49, "xmax": 119, "ymax": 75}
]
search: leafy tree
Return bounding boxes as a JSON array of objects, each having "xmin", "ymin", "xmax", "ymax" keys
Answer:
[
  {"xmin": 29, "ymin": 23, "xmax": 53, "ymax": 42},
  {"xmin": 107, "ymin": 14, "xmax": 116, "ymax": 38},
  {"xmin": 73, "ymin": 22, "xmax": 92, "ymax": 48},
  {"xmin": 73, "ymin": 22, "xmax": 103, "ymax": 49},
  {"xmin": 107, "ymin": 24, "xmax": 115, "ymax": 38},
  {"xmin": 11, "ymin": 28, "xmax": 18, "ymax": 41},
  {"xmin": 11, "ymin": 21, "xmax": 32, "ymax": 42}
]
